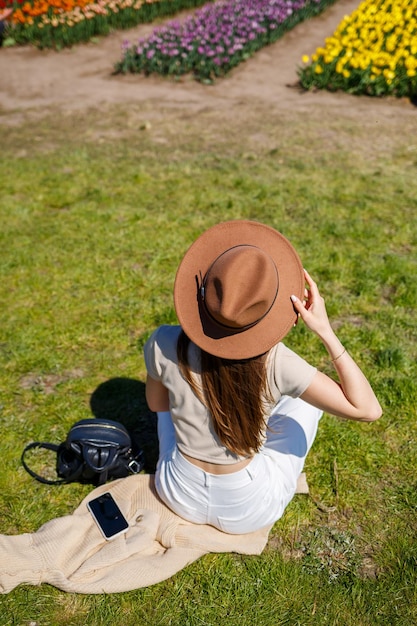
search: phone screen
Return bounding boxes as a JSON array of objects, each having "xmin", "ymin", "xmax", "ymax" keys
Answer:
[{"xmin": 87, "ymin": 492, "xmax": 129, "ymax": 540}]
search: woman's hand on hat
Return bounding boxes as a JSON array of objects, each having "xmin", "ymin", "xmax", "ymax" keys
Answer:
[{"xmin": 291, "ymin": 270, "xmax": 333, "ymax": 339}]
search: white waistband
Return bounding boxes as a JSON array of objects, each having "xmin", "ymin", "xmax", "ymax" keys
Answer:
[{"xmin": 172, "ymin": 446, "xmax": 262, "ymax": 487}]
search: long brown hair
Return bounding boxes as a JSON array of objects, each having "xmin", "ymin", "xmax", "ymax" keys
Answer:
[{"xmin": 177, "ymin": 330, "xmax": 273, "ymax": 457}]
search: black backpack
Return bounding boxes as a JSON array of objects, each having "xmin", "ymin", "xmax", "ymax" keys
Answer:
[{"xmin": 21, "ymin": 419, "xmax": 145, "ymax": 486}]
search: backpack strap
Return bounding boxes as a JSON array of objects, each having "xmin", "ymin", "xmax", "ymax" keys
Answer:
[
  {"xmin": 21, "ymin": 442, "xmax": 83, "ymax": 485},
  {"xmin": 81, "ymin": 445, "xmax": 120, "ymax": 485},
  {"xmin": 82, "ymin": 445, "xmax": 119, "ymax": 473}
]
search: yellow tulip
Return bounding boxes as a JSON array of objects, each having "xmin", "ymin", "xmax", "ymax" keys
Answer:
[
  {"xmin": 405, "ymin": 56, "xmax": 417, "ymax": 70},
  {"xmin": 300, "ymin": 0, "xmax": 417, "ymax": 94}
]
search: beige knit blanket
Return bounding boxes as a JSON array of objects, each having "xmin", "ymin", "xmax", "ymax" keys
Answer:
[{"xmin": 0, "ymin": 473, "xmax": 308, "ymax": 594}]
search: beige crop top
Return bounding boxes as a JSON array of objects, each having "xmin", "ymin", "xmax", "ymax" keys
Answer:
[{"xmin": 144, "ymin": 325, "xmax": 317, "ymax": 464}]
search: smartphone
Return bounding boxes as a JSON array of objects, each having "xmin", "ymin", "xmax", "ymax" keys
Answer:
[{"xmin": 87, "ymin": 492, "xmax": 129, "ymax": 540}]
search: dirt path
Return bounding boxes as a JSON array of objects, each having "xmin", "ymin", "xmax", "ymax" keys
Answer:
[{"xmin": 0, "ymin": 0, "xmax": 415, "ymax": 127}]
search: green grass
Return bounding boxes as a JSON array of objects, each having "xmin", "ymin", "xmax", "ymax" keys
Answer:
[{"xmin": 0, "ymin": 102, "xmax": 416, "ymax": 624}]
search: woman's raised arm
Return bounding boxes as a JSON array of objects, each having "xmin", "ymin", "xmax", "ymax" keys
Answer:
[{"xmin": 292, "ymin": 270, "xmax": 382, "ymax": 423}]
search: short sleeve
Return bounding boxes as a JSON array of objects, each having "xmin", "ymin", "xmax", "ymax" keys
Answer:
[
  {"xmin": 143, "ymin": 328, "xmax": 162, "ymax": 380},
  {"xmin": 268, "ymin": 343, "xmax": 317, "ymax": 399},
  {"xmin": 143, "ymin": 325, "xmax": 182, "ymax": 381}
]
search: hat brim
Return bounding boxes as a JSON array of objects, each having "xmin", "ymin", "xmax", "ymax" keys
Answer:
[{"xmin": 174, "ymin": 220, "xmax": 304, "ymax": 359}]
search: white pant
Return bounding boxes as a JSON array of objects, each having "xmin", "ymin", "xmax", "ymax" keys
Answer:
[{"xmin": 155, "ymin": 396, "xmax": 322, "ymax": 534}]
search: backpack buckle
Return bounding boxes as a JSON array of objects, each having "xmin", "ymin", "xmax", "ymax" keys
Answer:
[{"xmin": 128, "ymin": 459, "xmax": 143, "ymax": 474}]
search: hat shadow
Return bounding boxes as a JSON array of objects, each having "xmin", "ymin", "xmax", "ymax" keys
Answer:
[{"xmin": 89, "ymin": 377, "xmax": 158, "ymax": 473}]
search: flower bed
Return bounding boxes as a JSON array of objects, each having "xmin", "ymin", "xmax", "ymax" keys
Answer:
[
  {"xmin": 115, "ymin": 0, "xmax": 338, "ymax": 83},
  {"xmin": 298, "ymin": 0, "xmax": 417, "ymax": 100},
  {"xmin": 4, "ymin": 0, "xmax": 210, "ymax": 48}
]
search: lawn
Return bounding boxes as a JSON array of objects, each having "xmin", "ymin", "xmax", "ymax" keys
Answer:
[{"xmin": 0, "ymin": 99, "xmax": 416, "ymax": 624}]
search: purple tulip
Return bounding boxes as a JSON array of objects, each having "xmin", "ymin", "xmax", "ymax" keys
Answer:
[{"xmin": 121, "ymin": 0, "xmax": 323, "ymax": 80}]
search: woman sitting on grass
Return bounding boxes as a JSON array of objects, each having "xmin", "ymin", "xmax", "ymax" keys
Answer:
[{"xmin": 144, "ymin": 220, "xmax": 382, "ymax": 534}]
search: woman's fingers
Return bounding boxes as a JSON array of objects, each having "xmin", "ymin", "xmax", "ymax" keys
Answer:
[
  {"xmin": 290, "ymin": 294, "xmax": 306, "ymax": 316},
  {"xmin": 303, "ymin": 268, "xmax": 320, "ymax": 297},
  {"xmin": 291, "ymin": 271, "xmax": 332, "ymax": 336}
]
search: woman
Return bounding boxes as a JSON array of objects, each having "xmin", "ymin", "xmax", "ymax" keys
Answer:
[{"xmin": 144, "ymin": 220, "xmax": 381, "ymax": 534}]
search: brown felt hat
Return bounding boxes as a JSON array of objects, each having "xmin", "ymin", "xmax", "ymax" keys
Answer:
[{"xmin": 174, "ymin": 220, "xmax": 304, "ymax": 359}]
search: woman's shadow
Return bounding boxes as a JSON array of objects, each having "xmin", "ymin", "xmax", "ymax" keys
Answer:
[{"xmin": 89, "ymin": 378, "xmax": 158, "ymax": 473}]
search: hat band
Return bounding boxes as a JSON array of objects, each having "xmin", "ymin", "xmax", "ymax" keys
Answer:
[{"xmin": 200, "ymin": 292, "xmax": 278, "ymax": 332}]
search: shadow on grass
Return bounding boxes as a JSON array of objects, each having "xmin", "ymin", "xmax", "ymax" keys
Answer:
[{"xmin": 90, "ymin": 377, "xmax": 159, "ymax": 473}]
